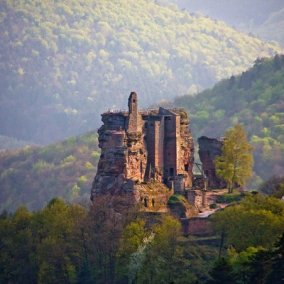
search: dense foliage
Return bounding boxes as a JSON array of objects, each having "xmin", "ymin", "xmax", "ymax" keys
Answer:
[
  {"xmin": 1, "ymin": 194, "xmax": 283, "ymax": 283},
  {"xmin": 207, "ymin": 193, "xmax": 284, "ymax": 283},
  {"xmin": 174, "ymin": 54, "xmax": 284, "ymax": 186},
  {"xmin": 207, "ymin": 233, "xmax": 284, "ymax": 284},
  {"xmin": 0, "ymin": 131, "xmax": 99, "ymax": 212},
  {"xmin": 0, "ymin": 0, "xmax": 281, "ymax": 144},
  {"xmin": 213, "ymin": 194, "xmax": 284, "ymax": 251},
  {"xmin": 0, "ymin": 198, "xmax": 219, "ymax": 284},
  {"xmin": 215, "ymin": 124, "xmax": 253, "ymax": 193}
]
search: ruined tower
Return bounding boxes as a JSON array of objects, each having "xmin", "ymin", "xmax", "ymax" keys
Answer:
[
  {"xmin": 91, "ymin": 92, "xmax": 194, "ymax": 209},
  {"xmin": 127, "ymin": 92, "xmax": 140, "ymax": 133}
]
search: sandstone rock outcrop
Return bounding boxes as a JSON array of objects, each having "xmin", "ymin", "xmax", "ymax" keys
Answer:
[
  {"xmin": 91, "ymin": 92, "xmax": 194, "ymax": 210},
  {"xmin": 198, "ymin": 136, "xmax": 226, "ymax": 189}
]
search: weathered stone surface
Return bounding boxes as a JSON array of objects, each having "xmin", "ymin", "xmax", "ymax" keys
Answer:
[
  {"xmin": 91, "ymin": 92, "xmax": 194, "ymax": 210},
  {"xmin": 198, "ymin": 136, "xmax": 226, "ymax": 189}
]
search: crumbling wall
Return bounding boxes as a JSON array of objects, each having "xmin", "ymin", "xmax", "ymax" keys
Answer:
[{"xmin": 91, "ymin": 92, "xmax": 195, "ymax": 208}]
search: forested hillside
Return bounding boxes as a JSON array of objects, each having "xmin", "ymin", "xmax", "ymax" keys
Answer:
[
  {"xmin": 172, "ymin": 0, "xmax": 284, "ymax": 46},
  {"xmin": 0, "ymin": 132, "xmax": 99, "ymax": 212},
  {"xmin": 173, "ymin": 55, "xmax": 284, "ymax": 185},
  {"xmin": 0, "ymin": 0, "xmax": 281, "ymax": 144},
  {"xmin": 0, "ymin": 135, "xmax": 34, "ymax": 150},
  {"xmin": 0, "ymin": 195, "xmax": 283, "ymax": 283}
]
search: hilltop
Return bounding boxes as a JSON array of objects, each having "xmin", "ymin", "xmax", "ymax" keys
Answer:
[
  {"xmin": 0, "ymin": 131, "xmax": 99, "ymax": 212},
  {"xmin": 172, "ymin": 0, "xmax": 284, "ymax": 46},
  {"xmin": 0, "ymin": 0, "xmax": 281, "ymax": 144},
  {"xmin": 173, "ymin": 54, "xmax": 284, "ymax": 185}
]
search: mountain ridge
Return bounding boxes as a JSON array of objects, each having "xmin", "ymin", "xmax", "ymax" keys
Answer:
[
  {"xmin": 0, "ymin": 0, "xmax": 282, "ymax": 144},
  {"xmin": 173, "ymin": 54, "xmax": 284, "ymax": 185}
]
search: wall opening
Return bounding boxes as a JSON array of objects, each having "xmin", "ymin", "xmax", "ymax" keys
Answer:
[{"xmin": 144, "ymin": 197, "xmax": 148, "ymax": 207}]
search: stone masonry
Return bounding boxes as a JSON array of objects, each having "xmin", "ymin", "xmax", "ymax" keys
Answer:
[{"xmin": 91, "ymin": 92, "xmax": 194, "ymax": 209}]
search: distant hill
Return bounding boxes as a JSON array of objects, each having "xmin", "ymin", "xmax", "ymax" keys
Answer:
[
  {"xmin": 172, "ymin": 0, "xmax": 284, "ymax": 46},
  {"xmin": 0, "ymin": 135, "xmax": 34, "ymax": 150},
  {"xmin": 173, "ymin": 54, "xmax": 284, "ymax": 186},
  {"xmin": 0, "ymin": 0, "xmax": 281, "ymax": 144},
  {"xmin": 0, "ymin": 131, "xmax": 99, "ymax": 212},
  {"xmin": 256, "ymin": 8, "xmax": 284, "ymax": 47}
]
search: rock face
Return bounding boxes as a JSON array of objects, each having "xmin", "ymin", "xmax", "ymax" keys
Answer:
[
  {"xmin": 198, "ymin": 136, "xmax": 226, "ymax": 189},
  {"xmin": 91, "ymin": 92, "xmax": 194, "ymax": 209}
]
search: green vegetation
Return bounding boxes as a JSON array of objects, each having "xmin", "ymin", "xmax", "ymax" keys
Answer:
[
  {"xmin": 168, "ymin": 194, "xmax": 198, "ymax": 218},
  {"xmin": 0, "ymin": 131, "xmax": 99, "ymax": 212},
  {"xmin": 168, "ymin": 194, "xmax": 188, "ymax": 204},
  {"xmin": 0, "ymin": 0, "xmax": 281, "ymax": 144},
  {"xmin": 174, "ymin": 55, "xmax": 284, "ymax": 186},
  {"xmin": 207, "ymin": 192, "xmax": 284, "ymax": 283},
  {"xmin": 0, "ymin": 199, "xmax": 219, "ymax": 284},
  {"xmin": 213, "ymin": 194, "xmax": 284, "ymax": 251},
  {"xmin": 215, "ymin": 124, "xmax": 253, "ymax": 193},
  {"xmin": 0, "ymin": 191, "xmax": 283, "ymax": 283},
  {"xmin": 215, "ymin": 192, "xmax": 243, "ymax": 204},
  {"xmin": 207, "ymin": 233, "xmax": 284, "ymax": 284},
  {"xmin": 258, "ymin": 176, "xmax": 284, "ymax": 198}
]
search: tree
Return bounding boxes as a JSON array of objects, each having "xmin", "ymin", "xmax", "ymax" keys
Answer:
[
  {"xmin": 206, "ymin": 257, "xmax": 235, "ymax": 284},
  {"xmin": 266, "ymin": 233, "xmax": 284, "ymax": 284},
  {"xmin": 215, "ymin": 124, "xmax": 253, "ymax": 193},
  {"xmin": 213, "ymin": 194, "xmax": 284, "ymax": 251}
]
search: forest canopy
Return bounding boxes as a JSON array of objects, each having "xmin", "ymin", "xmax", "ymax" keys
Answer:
[
  {"xmin": 0, "ymin": 0, "xmax": 281, "ymax": 144},
  {"xmin": 174, "ymin": 55, "xmax": 284, "ymax": 185}
]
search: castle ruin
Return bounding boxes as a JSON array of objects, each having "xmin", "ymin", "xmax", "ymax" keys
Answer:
[{"xmin": 91, "ymin": 92, "xmax": 194, "ymax": 209}]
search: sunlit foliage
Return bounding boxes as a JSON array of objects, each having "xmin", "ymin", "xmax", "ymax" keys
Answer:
[
  {"xmin": 0, "ymin": 0, "xmax": 281, "ymax": 144},
  {"xmin": 0, "ymin": 131, "xmax": 99, "ymax": 211}
]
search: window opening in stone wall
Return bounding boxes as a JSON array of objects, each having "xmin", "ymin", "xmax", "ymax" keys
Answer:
[
  {"xmin": 185, "ymin": 164, "xmax": 189, "ymax": 171},
  {"xmin": 144, "ymin": 197, "xmax": 148, "ymax": 207},
  {"xmin": 170, "ymin": 168, "xmax": 174, "ymax": 176}
]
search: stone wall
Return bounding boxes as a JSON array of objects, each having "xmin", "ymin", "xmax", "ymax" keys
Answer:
[
  {"xmin": 91, "ymin": 92, "xmax": 194, "ymax": 209},
  {"xmin": 182, "ymin": 217, "xmax": 213, "ymax": 236}
]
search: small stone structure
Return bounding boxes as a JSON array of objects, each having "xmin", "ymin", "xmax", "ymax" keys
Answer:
[
  {"xmin": 91, "ymin": 92, "xmax": 194, "ymax": 210},
  {"xmin": 198, "ymin": 136, "xmax": 226, "ymax": 189}
]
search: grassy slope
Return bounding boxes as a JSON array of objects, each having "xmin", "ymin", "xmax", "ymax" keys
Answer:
[
  {"xmin": 0, "ymin": 131, "xmax": 99, "ymax": 212},
  {"xmin": 0, "ymin": 0, "xmax": 281, "ymax": 144},
  {"xmin": 174, "ymin": 54, "xmax": 284, "ymax": 185}
]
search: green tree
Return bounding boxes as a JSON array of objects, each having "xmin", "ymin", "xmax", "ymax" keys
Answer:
[
  {"xmin": 215, "ymin": 124, "xmax": 253, "ymax": 193},
  {"xmin": 213, "ymin": 194, "xmax": 284, "ymax": 251},
  {"xmin": 207, "ymin": 257, "xmax": 235, "ymax": 284},
  {"xmin": 266, "ymin": 233, "xmax": 284, "ymax": 284}
]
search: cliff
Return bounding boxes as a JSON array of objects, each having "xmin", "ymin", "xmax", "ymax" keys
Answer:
[{"xmin": 91, "ymin": 92, "xmax": 194, "ymax": 210}]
